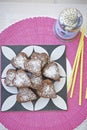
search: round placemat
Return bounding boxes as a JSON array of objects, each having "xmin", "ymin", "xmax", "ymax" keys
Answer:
[{"xmin": 0, "ymin": 17, "xmax": 87, "ymax": 130}]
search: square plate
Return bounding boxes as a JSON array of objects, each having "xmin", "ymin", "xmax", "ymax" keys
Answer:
[{"xmin": 1, "ymin": 45, "xmax": 67, "ymax": 111}]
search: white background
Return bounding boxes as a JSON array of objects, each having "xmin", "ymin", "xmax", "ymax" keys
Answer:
[{"xmin": 0, "ymin": 0, "xmax": 87, "ymax": 3}]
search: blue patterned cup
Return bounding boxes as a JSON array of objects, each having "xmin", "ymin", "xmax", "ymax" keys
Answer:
[{"xmin": 54, "ymin": 8, "xmax": 83, "ymax": 40}]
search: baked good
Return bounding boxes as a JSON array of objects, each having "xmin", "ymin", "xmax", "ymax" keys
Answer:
[
  {"xmin": 4, "ymin": 51, "xmax": 61, "ymax": 103},
  {"xmin": 11, "ymin": 52, "xmax": 28, "ymax": 70},
  {"xmin": 24, "ymin": 58, "xmax": 42, "ymax": 76},
  {"xmin": 13, "ymin": 70, "xmax": 31, "ymax": 88},
  {"xmin": 31, "ymin": 52, "xmax": 49, "ymax": 68},
  {"xmin": 30, "ymin": 75, "xmax": 42, "ymax": 90},
  {"xmin": 17, "ymin": 88, "xmax": 37, "ymax": 103},
  {"xmin": 37, "ymin": 79, "xmax": 57, "ymax": 98},
  {"xmin": 4, "ymin": 69, "xmax": 16, "ymax": 86},
  {"xmin": 43, "ymin": 62, "xmax": 60, "ymax": 80}
]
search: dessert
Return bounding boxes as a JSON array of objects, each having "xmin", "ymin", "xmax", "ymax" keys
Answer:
[
  {"xmin": 37, "ymin": 79, "xmax": 57, "ymax": 98},
  {"xmin": 13, "ymin": 70, "xmax": 31, "ymax": 88},
  {"xmin": 31, "ymin": 52, "xmax": 49, "ymax": 68},
  {"xmin": 4, "ymin": 50, "xmax": 61, "ymax": 103},
  {"xmin": 30, "ymin": 75, "xmax": 42, "ymax": 90},
  {"xmin": 4, "ymin": 69, "xmax": 16, "ymax": 86},
  {"xmin": 11, "ymin": 52, "xmax": 28, "ymax": 70},
  {"xmin": 24, "ymin": 58, "xmax": 42, "ymax": 76},
  {"xmin": 17, "ymin": 88, "xmax": 37, "ymax": 103},
  {"xmin": 43, "ymin": 62, "xmax": 60, "ymax": 81}
]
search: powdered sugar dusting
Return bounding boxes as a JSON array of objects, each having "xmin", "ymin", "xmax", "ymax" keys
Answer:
[
  {"xmin": 7, "ymin": 71, "xmax": 15, "ymax": 79},
  {"xmin": 31, "ymin": 59, "xmax": 41, "ymax": 72},
  {"xmin": 43, "ymin": 85, "xmax": 54, "ymax": 94},
  {"xmin": 32, "ymin": 76, "xmax": 42, "ymax": 84},
  {"xmin": 45, "ymin": 66, "xmax": 57, "ymax": 77},
  {"xmin": 38, "ymin": 84, "xmax": 56, "ymax": 98},
  {"xmin": 31, "ymin": 75, "xmax": 42, "ymax": 89},
  {"xmin": 13, "ymin": 55, "xmax": 26, "ymax": 69},
  {"xmin": 14, "ymin": 70, "xmax": 31, "ymax": 87},
  {"xmin": 18, "ymin": 88, "xmax": 37, "ymax": 102},
  {"xmin": 25, "ymin": 59, "xmax": 42, "ymax": 76},
  {"xmin": 5, "ymin": 70, "xmax": 16, "ymax": 86},
  {"xmin": 43, "ymin": 62, "xmax": 60, "ymax": 80},
  {"xmin": 31, "ymin": 52, "xmax": 49, "ymax": 67}
]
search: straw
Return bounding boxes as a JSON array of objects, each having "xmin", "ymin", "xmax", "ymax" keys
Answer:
[
  {"xmin": 67, "ymin": 43, "xmax": 81, "ymax": 92},
  {"xmin": 79, "ymin": 40, "xmax": 84, "ymax": 105},
  {"xmin": 69, "ymin": 28, "xmax": 85, "ymax": 106},
  {"xmin": 70, "ymin": 43, "xmax": 83, "ymax": 98},
  {"xmin": 68, "ymin": 28, "xmax": 85, "ymax": 98},
  {"xmin": 68, "ymin": 37, "xmax": 82, "ymax": 93},
  {"xmin": 85, "ymin": 87, "xmax": 87, "ymax": 99}
]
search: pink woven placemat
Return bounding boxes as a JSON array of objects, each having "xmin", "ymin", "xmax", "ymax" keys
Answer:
[{"xmin": 0, "ymin": 17, "xmax": 87, "ymax": 130}]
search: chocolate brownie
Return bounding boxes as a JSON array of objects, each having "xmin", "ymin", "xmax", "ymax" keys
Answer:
[
  {"xmin": 37, "ymin": 79, "xmax": 57, "ymax": 98},
  {"xmin": 17, "ymin": 88, "xmax": 37, "ymax": 103},
  {"xmin": 4, "ymin": 69, "xmax": 16, "ymax": 86},
  {"xmin": 11, "ymin": 52, "xmax": 28, "ymax": 70},
  {"xmin": 43, "ymin": 62, "xmax": 60, "ymax": 80}
]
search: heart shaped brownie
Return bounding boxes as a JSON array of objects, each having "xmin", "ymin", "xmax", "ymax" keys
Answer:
[
  {"xmin": 17, "ymin": 88, "xmax": 37, "ymax": 103},
  {"xmin": 37, "ymin": 79, "xmax": 57, "ymax": 98},
  {"xmin": 25, "ymin": 58, "xmax": 42, "ymax": 76},
  {"xmin": 13, "ymin": 70, "xmax": 31, "ymax": 88},
  {"xmin": 4, "ymin": 69, "xmax": 16, "ymax": 86},
  {"xmin": 11, "ymin": 52, "xmax": 28, "ymax": 70},
  {"xmin": 43, "ymin": 62, "xmax": 60, "ymax": 80}
]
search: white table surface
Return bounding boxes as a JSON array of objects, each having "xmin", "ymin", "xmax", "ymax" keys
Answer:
[{"xmin": 0, "ymin": 2, "xmax": 87, "ymax": 130}]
